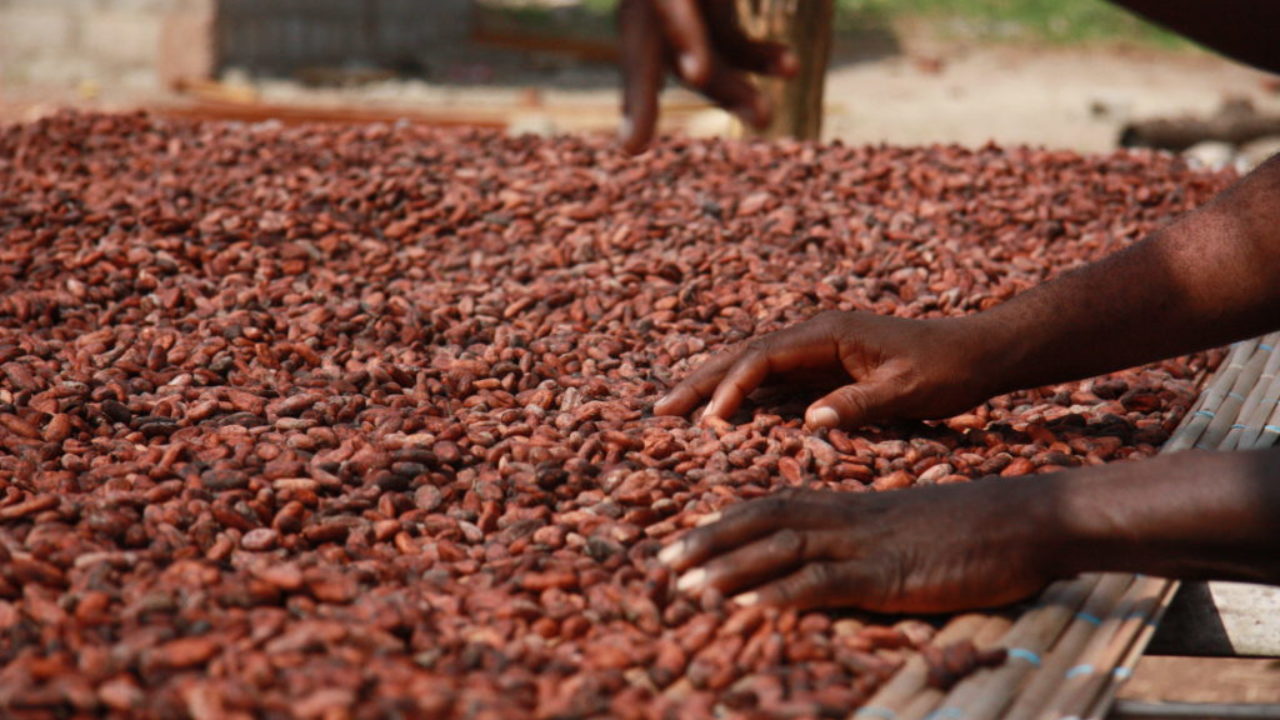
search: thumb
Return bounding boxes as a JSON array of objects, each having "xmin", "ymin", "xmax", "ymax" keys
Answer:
[{"xmin": 805, "ymin": 381, "xmax": 897, "ymax": 430}]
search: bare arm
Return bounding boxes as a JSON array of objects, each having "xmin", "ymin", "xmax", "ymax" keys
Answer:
[
  {"xmin": 1053, "ymin": 448, "xmax": 1280, "ymax": 583},
  {"xmin": 661, "ymin": 447, "xmax": 1280, "ymax": 613},
  {"xmin": 1108, "ymin": 1, "xmax": 1280, "ymax": 75},
  {"xmin": 657, "ymin": 155, "xmax": 1280, "ymax": 429},
  {"xmin": 968, "ymin": 154, "xmax": 1280, "ymax": 401}
]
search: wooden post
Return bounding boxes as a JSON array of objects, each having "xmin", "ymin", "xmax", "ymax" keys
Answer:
[{"xmin": 734, "ymin": 0, "xmax": 834, "ymax": 140}]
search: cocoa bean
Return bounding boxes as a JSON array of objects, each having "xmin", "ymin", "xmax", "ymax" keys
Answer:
[{"xmin": 0, "ymin": 112, "xmax": 1221, "ymax": 718}]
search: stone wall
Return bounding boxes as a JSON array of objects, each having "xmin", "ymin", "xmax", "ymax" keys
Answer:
[
  {"xmin": 0, "ymin": 0, "xmax": 172, "ymax": 88},
  {"xmin": 0, "ymin": 0, "xmax": 471, "ymax": 89}
]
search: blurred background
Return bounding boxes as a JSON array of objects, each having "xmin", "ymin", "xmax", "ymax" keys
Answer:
[{"xmin": 2, "ymin": 0, "xmax": 1279, "ymax": 166}]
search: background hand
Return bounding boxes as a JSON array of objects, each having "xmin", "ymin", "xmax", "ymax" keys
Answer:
[
  {"xmin": 653, "ymin": 310, "xmax": 991, "ymax": 430},
  {"xmin": 618, "ymin": 0, "xmax": 798, "ymax": 153},
  {"xmin": 658, "ymin": 483, "xmax": 1060, "ymax": 613}
]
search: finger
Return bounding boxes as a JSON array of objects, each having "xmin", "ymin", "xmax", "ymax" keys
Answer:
[
  {"xmin": 702, "ymin": 350, "xmax": 770, "ymax": 421},
  {"xmin": 678, "ymin": 528, "xmax": 848, "ymax": 597},
  {"xmin": 658, "ymin": 316, "xmax": 846, "ymax": 418},
  {"xmin": 654, "ymin": 0, "xmax": 714, "ymax": 86},
  {"xmin": 805, "ymin": 379, "xmax": 898, "ymax": 430},
  {"xmin": 658, "ymin": 494, "xmax": 799, "ymax": 571},
  {"xmin": 703, "ymin": 0, "xmax": 798, "ymax": 77},
  {"xmin": 703, "ymin": 328, "xmax": 849, "ymax": 420},
  {"xmin": 699, "ymin": 59, "xmax": 772, "ymax": 130},
  {"xmin": 653, "ymin": 350, "xmax": 742, "ymax": 417},
  {"xmin": 619, "ymin": 0, "xmax": 665, "ymax": 154},
  {"xmin": 733, "ymin": 561, "xmax": 873, "ymax": 612}
]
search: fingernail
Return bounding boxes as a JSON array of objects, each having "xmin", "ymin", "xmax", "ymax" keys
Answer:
[
  {"xmin": 806, "ymin": 406, "xmax": 839, "ymax": 429},
  {"xmin": 657, "ymin": 541, "xmax": 685, "ymax": 566},
  {"xmin": 695, "ymin": 511, "xmax": 721, "ymax": 527},
  {"xmin": 734, "ymin": 591, "xmax": 760, "ymax": 606},
  {"xmin": 679, "ymin": 53, "xmax": 700, "ymax": 83},
  {"xmin": 676, "ymin": 568, "xmax": 708, "ymax": 592},
  {"xmin": 618, "ymin": 116, "xmax": 633, "ymax": 143}
]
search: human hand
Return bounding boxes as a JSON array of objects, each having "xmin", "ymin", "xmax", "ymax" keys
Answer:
[
  {"xmin": 618, "ymin": 0, "xmax": 798, "ymax": 153},
  {"xmin": 658, "ymin": 483, "xmax": 1062, "ymax": 613},
  {"xmin": 653, "ymin": 310, "xmax": 993, "ymax": 430}
]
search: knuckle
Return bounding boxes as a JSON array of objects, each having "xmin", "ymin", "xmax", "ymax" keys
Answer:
[
  {"xmin": 802, "ymin": 561, "xmax": 840, "ymax": 590},
  {"xmin": 767, "ymin": 529, "xmax": 804, "ymax": 559},
  {"xmin": 834, "ymin": 385, "xmax": 868, "ymax": 413},
  {"xmin": 680, "ymin": 528, "xmax": 712, "ymax": 555}
]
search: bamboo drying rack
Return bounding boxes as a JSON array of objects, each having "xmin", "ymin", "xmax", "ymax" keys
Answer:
[{"xmin": 852, "ymin": 333, "xmax": 1280, "ymax": 720}]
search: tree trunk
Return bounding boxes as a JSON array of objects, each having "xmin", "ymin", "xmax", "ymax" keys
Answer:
[{"xmin": 734, "ymin": 0, "xmax": 834, "ymax": 141}]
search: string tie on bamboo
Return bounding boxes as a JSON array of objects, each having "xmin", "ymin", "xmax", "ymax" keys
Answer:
[
  {"xmin": 1064, "ymin": 664, "xmax": 1094, "ymax": 679},
  {"xmin": 1007, "ymin": 648, "xmax": 1043, "ymax": 666},
  {"xmin": 923, "ymin": 707, "xmax": 965, "ymax": 720}
]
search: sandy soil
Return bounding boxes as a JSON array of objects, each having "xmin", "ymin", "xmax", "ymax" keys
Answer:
[
  {"xmin": 822, "ymin": 43, "xmax": 1280, "ymax": 153},
  {"xmin": 4, "ymin": 40, "xmax": 1279, "ymax": 159}
]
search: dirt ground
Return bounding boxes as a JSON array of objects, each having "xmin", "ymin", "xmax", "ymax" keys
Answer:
[
  {"xmin": 822, "ymin": 43, "xmax": 1280, "ymax": 155},
  {"xmin": 5, "ymin": 35, "xmax": 1280, "ymax": 163}
]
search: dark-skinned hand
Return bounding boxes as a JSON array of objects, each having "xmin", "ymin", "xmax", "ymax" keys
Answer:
[
  {"xmin": 653, "ymin": 310, "xmax": 993, "ymax": 430},
  {"xmin": 618, "ymin": 0, "xmax": 798, "ymax": 153},
  {"xmin": 658, "ymin": 482, "xmax": 1062, "ymax": 614}
]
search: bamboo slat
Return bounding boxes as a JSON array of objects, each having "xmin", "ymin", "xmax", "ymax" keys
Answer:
[
  {"xmin": 1001, "ymin": 574, "xmax": 1134, "ymax": 720},
  {"xmin": 897, "ymin": 616, "xmax": 1014, "ymax": 720},
  {"xmin": 955, "ymin": 578, "xmax": 1100, "ymax": 720},
  {"xmin": 1223, "ymin": 333, "xmax": 1280, "ymax": 449},
  {"xmin": 854, "ymin": 614, "xmax": 991, "ymax": 720},
  {"xmin": 1198, "ymin": 340, "xmax": 1271, "ymax": 449},
  {"xmin": 1164, "ymin": 339, "xmax": 1255, "ymax": 452}
]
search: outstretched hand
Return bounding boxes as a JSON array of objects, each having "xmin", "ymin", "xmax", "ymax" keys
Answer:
[
  {"xmin": 653, "ymin": 310, "xmax": 992, "ymax": 430},
  {"xmin": 659, "ymin": 483, "xmax": 1061, "ymax": 613},
  {"xmin": 618, "ymin": 0, "xmax": 798, "ymax": 153}
]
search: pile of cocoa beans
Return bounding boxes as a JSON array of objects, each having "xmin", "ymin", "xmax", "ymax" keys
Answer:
[{"xmin": 0, "ymin": 112, "xmax": 1232, "ymax": 719}]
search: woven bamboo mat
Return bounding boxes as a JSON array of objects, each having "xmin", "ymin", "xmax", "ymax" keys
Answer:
[{"xmin": 851, "ymin": 333, "xmax": 1280, "ymax": 720}]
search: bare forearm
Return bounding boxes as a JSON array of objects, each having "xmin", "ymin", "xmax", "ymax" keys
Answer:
[
  {"xmin": 1108, "ymin": 1, "xmax": 1280, "ymax": 75},
  {"xmin": 1042, "ymin": 448, "xmax": 1280, "ymax": 583},
  {"xmin": 956, "ymin": 155, "xmax": 1280, "ymax": 398}
]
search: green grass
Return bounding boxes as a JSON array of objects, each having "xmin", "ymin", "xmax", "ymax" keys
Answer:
[{"xmin": 837, "ymin": 0, "xmax": 1188, "ymax": 47}]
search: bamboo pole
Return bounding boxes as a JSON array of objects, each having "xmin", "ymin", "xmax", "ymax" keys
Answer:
[
  {"xmin": 733, "ymin": 0, "xmax": 835, "ymax": 140},
  {"xmin": 896, "ymin": 615, "xmax": 1014, "ymax": 720},
  {"xmin": 1254, "ymin": 392, "xmax": 1280, "ymax": 449},
  {"xmin": 948, "ymin": 577, "xmax": 1102, "ymax": 720},
  {"xmin": 1240, "ymin": 371, "xmax": 1280, "ymax": 449},
  {"xmin": 852, "ymin": 614, "xmax": 990, "ymax": 720},
  {"xmin": 1164, "ymin": 339, "xmax": 1256, "ymax": 452},
  {"xmin": 1222, "ymin": 334, "xmax": 1280, "ymax": 448},
  {"xmin": 1030, "ymin": 577, "xmax": 1157, "ymax": 720},
  {"xmin": 1081, "ymin": 581, "xmax": 1180, "ymax": 720},
  {"xmin": 1001, "ymin": 574, "xmax": 1134, "ymax": 720},
  {"xmin": 1245, "ymin": 340, "xmax": 1280, "ymax": 450},
  {"xmin": 1033, "ymin": 576, "xmax": 1173, "ymax": 720},
  {"xmin": 1199, "ymin": 340, "xmax": 1271, "ymax": 449},
  {"xmin": 1223, "ymin": 340, "xmax": 1274, "ymax": 443}
]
